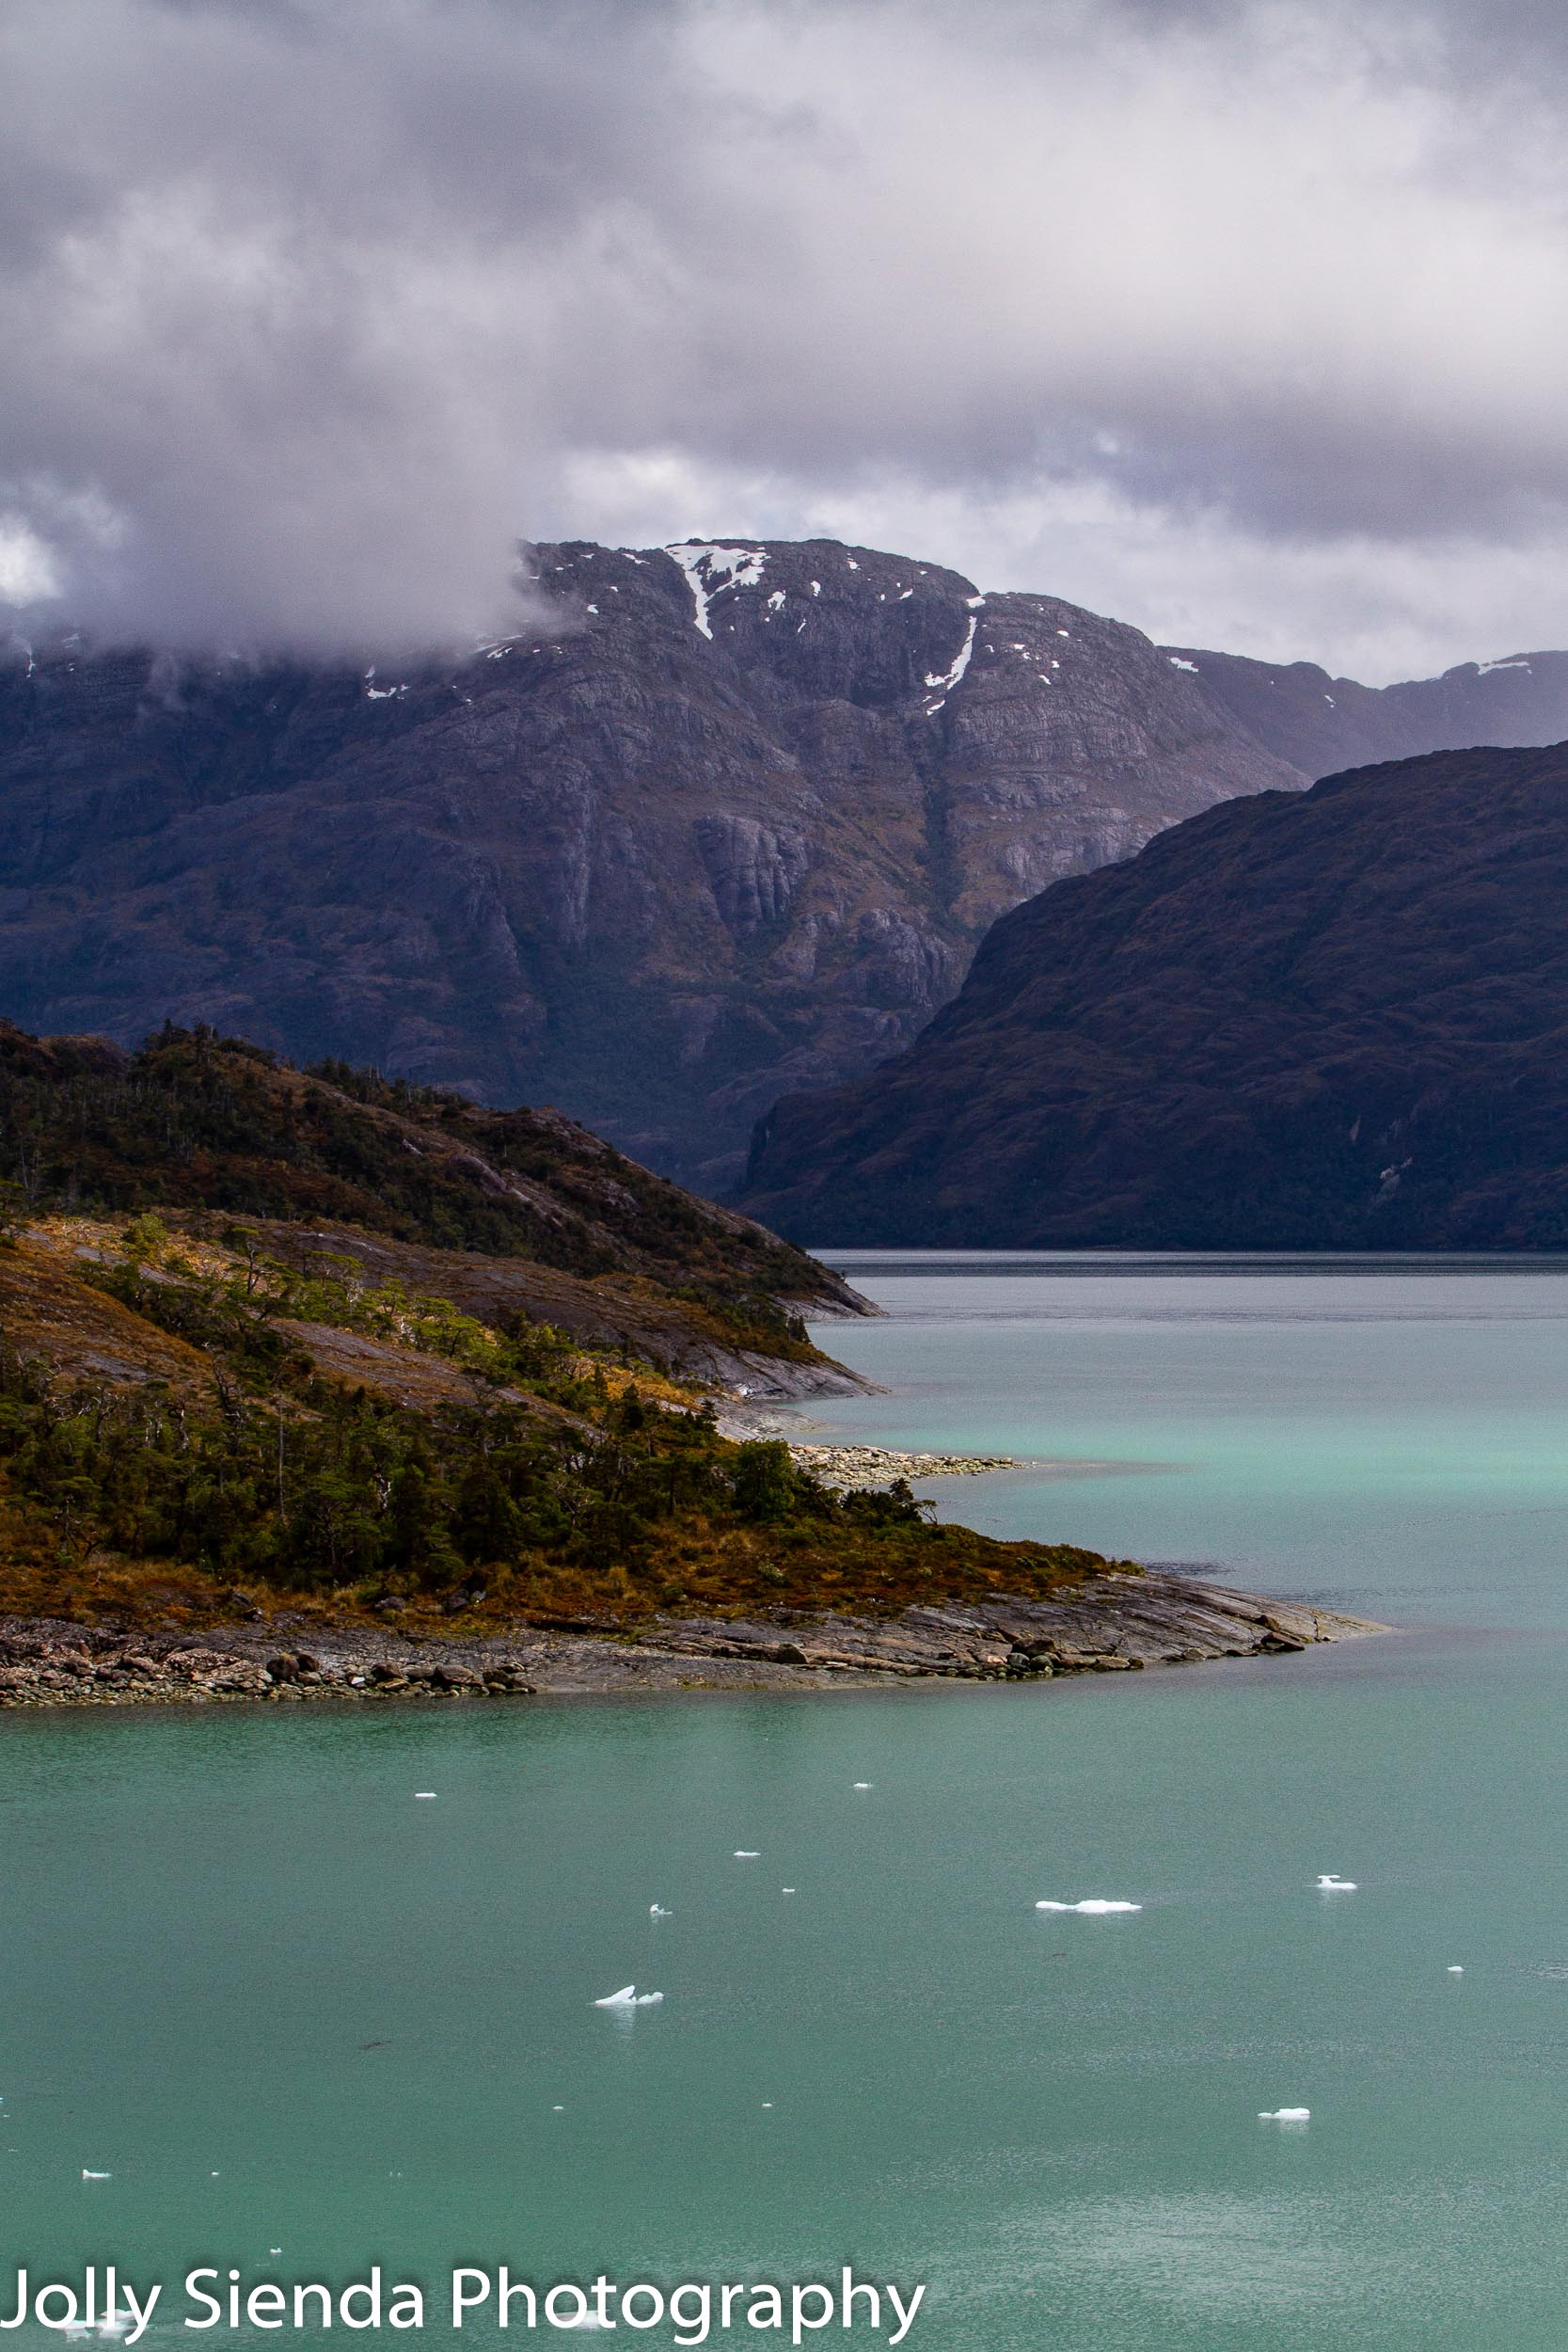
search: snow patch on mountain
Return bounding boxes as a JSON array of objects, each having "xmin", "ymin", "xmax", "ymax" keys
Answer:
[
  {"xmin": 665, "ymin": 544, "xmax": 769, "ymax": 640},
  {"xmin": 925, "ymin": 613, "xmax": 977, "ymax": 707}
]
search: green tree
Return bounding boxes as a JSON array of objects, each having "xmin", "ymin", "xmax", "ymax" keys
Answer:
[{"xmin": 732, "ymin": 1440, "xmax": 798, "ymax": 1523}]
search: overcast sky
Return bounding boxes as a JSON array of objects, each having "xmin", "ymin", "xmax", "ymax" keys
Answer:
[{"xmin": 3, "ymin": 0, "xmax": 1566, "ymax": 678}]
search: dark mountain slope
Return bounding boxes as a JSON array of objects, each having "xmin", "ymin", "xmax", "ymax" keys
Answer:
[
  {"xmin": 737, "ymin": 740, "xmax": 1568, "ymax": 1248},
  {"xmin": 7, "ymin": 540, "xmax": 1562, "ymax": 1191}
]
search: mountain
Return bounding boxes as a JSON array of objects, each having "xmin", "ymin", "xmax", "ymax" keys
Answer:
[
  {"xmin": 0, "ymin": 1020, "xmax": 864, "ymax": 1390},
  {"xmin": 5, "ymin": 538, "xmax": 1567, "ymax": 1191},
  {"xmin": 737, "ymin": 740, "xmax": 1568, "ymax": 1249}
]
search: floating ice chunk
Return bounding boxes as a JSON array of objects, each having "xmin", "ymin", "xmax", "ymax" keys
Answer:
[
  {"xmin": 782, "ymin": 1887, "xmax": 796, "ymax": 1894},
  {"xmin": 414, "ymin": 1792, "xmax": 437, "ymax": 1800},
  {"xmin": 649, "ymin": 1904, "xmax": 673, "ymax": 1916},
  {"xmin": 632, "ymin": 1991, "xmax": 663, "ymax": 2006},
  {"xmin": 852, "ymin": 1781, "xmax": 873, "ymax": 1789},
  {"xmin": 1258, "ymin": 2107, "xmax": 1310, "ymax": 2122},
  {"xmin": 1035, "ymin": 1899, "xmax": 1142, "ymax": 1914},
  {"xmin": 734, "ymin": 1850, "xmax": 760, "ymax": 1858},
  {"xmin": 594, "ymin": 1985, "xmax": 638, "ymax": 2008},
  {"xmin": 81, "ymin": 2169, "xmax": 112, "ymax": 2179},
  {"xmin": 97, "ymin": 2318, "xmax": 129, "ymax": 2339},
  {"xmin": 1448, "ymin": 1964, "xmax": 1465, "ymax": 1973},
  {"xmin": 1315, "ymin": 1874, "xmax": 1356, "ymax": 1890},
  {"xmin": 552, "ymin": 2106, "xmax": 564, "ymax": 2112}
]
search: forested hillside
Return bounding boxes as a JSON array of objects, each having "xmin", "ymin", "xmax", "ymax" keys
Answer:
[{"xmin": 0, "ymin": 1022, "xmax": 1112, "ymax": 1632}]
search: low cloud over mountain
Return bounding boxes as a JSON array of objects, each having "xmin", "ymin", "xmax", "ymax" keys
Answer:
[{"xmin": 4, "ymin": 1, "xmax": 1568, "ymax": 670}]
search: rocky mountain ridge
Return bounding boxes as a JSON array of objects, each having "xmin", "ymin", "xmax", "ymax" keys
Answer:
[{"xmin": 5, "ymin": 538, "xmax": 1567, "ymax": 1188}]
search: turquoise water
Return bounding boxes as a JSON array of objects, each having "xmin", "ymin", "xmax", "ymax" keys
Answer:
[
  {"xmin": 813, "ymin": 1252, "xmax": 1568, "ymax": 1629},
  {"xmin": 6, "ymin": 1257, "xmax": 1568, "ymax": 2350}
]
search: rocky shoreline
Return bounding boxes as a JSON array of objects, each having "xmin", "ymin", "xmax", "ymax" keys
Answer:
[
  {"xmin": 715, "ymin": 1405, "xmax": 1017, "ymax": 1489},
  {"xmin": 0, "ymin": 1575, "xmax": 1385, "ymax": 1707},
  {"xmin": 784, "ymin": 1441, "xmax": 1016, "ymax": 1488}
]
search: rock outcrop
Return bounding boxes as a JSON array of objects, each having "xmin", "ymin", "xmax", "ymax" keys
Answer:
[
  {"xmin": 739, "ymin": 739, "xmax": 1568, "ymax": 1248},
  {"xmin": 5, "ymin": 539, "xmax": 1564, "ymax": 1189},
  {"xmin": 0, "ymin": 1578, "xmax": 1382, "ymax": 1703},
  {"xmin": 644, "ymin": 1574, "xmax": 1381, "ymax": 1679}
]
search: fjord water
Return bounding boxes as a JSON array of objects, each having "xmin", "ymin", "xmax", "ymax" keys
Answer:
[{"xmin": 7, "ymin": 1261, "xmax": 1568, "ymax": 2351}]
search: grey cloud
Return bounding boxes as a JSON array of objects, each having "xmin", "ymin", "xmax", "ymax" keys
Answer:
[{"xmin": 1, "ymin": 0, "xmax": 1566, "ymax": 671}]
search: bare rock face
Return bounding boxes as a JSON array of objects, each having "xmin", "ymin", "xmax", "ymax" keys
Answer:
[
  {"xmin": 692, "ymin": 814, "xmax": 811, "ymax": 936},
  {"xmin": 4, "ymin": 538, "xmax": 1566, "ymax": 1191}
]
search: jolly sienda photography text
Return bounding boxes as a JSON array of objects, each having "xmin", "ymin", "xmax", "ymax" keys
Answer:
[{"xmin": 0, "ymin": 2270, "xmax": 927, "ymax": 2346}]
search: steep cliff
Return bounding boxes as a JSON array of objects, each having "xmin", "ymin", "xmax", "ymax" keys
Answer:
[
  {"xmin": 737, "ymin": 741, "xmax": 1568, "ymax": 1248},
  {"xmin": 4, "ymin": 538, "xmax": 1565, "ymax": 1190}
]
